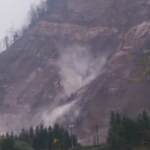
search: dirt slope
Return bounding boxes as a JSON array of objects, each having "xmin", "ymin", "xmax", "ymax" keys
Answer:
[{"xmin": 0, "ymin": 0, "xmax": 150, "ymax": 144}]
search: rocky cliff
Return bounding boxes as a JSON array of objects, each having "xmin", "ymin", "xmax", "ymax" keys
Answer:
[{"xmin": 0, "ymin": 0, "xmax": 150, "ymax": 144}]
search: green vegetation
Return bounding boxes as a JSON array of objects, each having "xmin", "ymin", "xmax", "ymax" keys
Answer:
[
  {"xmin": 14, "ymin": 141, "xmax": 34, "ymax": 150},
  {"xmin": 132, "ymin": 49, "xmax": 150, "ymax": 83},
  {"xmin": 1, "ymin": 111, "xmax": 150, "ymax": 150},
  {"xmin": 107, "ymin": 110, "xmax": 150, "ymax": 150},
  {"xmin": 0, "ymin": 124, "xmax": 78, "ymax": 150},
  {"xmin": 28, "ymin": 0, "xmax": 59, "ymax": 27}
]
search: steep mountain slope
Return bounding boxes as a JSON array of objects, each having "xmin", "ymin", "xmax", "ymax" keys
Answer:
[
  {"xmin": 0, "ymin": 0, "xmax": 150, "ymax": 144},
  {"xmin": 79, "ymin": 22, "xmax": 150, "ymax": 144},
  {"xmin": 0, "ymin": 0, "xmax": 119, "ymax": 134}
]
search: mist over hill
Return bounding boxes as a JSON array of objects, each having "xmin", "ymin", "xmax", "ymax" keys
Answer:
[{"xmin": 0, "ymin": 0, "xmax": 150, "ymax": 144}]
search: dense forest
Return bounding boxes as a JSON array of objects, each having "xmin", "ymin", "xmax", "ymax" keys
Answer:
[
  {"xmin": 107, "ymin": 110, "xmax": 150, "ymax": 150},
  {"xmin": 0, "ymin": 124, "xmax": 78, "ymax": 150},
  {"xmin": 1, "ymin": 110, "xmax": 150, "ymax": 150}
]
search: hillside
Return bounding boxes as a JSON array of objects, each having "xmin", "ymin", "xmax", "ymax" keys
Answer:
[{"xmin": 0, "ymin": 0, "xmax": 150, "ymax": 144}]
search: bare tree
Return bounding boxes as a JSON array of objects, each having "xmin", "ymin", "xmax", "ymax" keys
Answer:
[
  {"xmin": 28, "ymin": 4, "xmax": 38, "ymax": 25},
  {"xmin": 4, "ymin": 36, "xmax": 9, "ymax": 50},
  {"xmin": 13, "ymin": 32, "xmax": 19, "ymax": 43}
]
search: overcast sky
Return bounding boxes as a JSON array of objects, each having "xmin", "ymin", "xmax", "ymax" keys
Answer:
[{"xmin": 0, "ymin": 0, "xmax": 40, "ymax": 39}]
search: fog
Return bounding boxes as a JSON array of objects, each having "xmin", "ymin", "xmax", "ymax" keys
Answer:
[{"xmin": 0, "ymin": 0, "xmax": 40, "ymax": 39}]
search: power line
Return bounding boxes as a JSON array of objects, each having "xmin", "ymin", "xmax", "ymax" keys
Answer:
[{"xmin": 68, "ymin": 124, "xmax": 74, "ymax": 148}]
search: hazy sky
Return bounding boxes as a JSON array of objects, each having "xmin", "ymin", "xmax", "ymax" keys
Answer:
[{"xmin": 0, "ymin": 0, "xmax": 40, "ymax": 39}]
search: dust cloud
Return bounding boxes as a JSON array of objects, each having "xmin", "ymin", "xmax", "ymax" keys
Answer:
[
  {"xmin": 42, "ymin": 100, "xmax": 77, "ymax": 127},
  {"xmin": 0, "ymin": 44, "xmax": 108, "ymax": 132},
  {"xmin": 41, "ymin": 44, "xmax": 108, "ymax": 126},
  {"xmin": 57, "ymin": 44, "xmax": 107, "ymax": 96}
]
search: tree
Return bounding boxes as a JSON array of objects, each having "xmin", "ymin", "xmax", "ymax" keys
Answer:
[
  {"xmin": 29, "ymin": 126, "xmax": 34, "ymax": 145},
  {"xmin": 4, "ymin": 36, "xmax": 9, "ymax": 50},
  {"xmin": 107, "ymin": 111, "xmax": 150, "ymax": 150},
  {"xmin": 5, "ymin": 132, "xmax": 9, "ymax": 138},
  {"xmin": 13, "ymin": 32, "xmax": 19, "ymax": 43},
  {"xmin": 10, "ymin": 131, "xmax": 15, "ymax": 140},
  {"xmin": 47, "ymin": 126, "xmax": 53, "ymax": 150},
  {"xmin": 28, "ymin": 4, "xmax": 38, "ymax": 26},
  {"xmin": 10, "ymin": 124, "xmax": 78, "ymax": 150},
  {"xmin": 33, "ymin": 125, "xmax": 40, "ymax": 150},
  {"xmin": 137, "ymin": 110, "xmax": 150, "ymax": 145},
  {"xmin": 14, "ymin": 141, "xmax": 34, "ymax": 150},
  {"xmin": 1, "ymin": 137, "xmax": 15, "ymax": 150}
]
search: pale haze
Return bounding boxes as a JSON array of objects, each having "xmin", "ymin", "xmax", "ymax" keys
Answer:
[{"xmin": 0, "ymin": 0, "xmax": 40, "ymax": 39}]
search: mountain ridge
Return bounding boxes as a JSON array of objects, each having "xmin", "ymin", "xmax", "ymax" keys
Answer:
[{"xmin": 0, "ymin": 0, "xmax": 150, "ymax": 144}]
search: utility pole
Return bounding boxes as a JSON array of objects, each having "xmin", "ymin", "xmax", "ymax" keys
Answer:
[
  {"xmin": 92, "ymin": 125, "xmax": 100, "ymax": 145},
  {"xmin": 68, "ymin": 124, "xmax": 74, "ymax": 148}
]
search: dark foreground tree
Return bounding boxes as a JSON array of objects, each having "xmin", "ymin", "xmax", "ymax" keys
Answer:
[
  {"xmin": 4, "ymin": 124, "xmax": 78, "ymax": 150},
  {"xmin": 107, "ymin": 110, "xmax": 150, "ymax": 150}
]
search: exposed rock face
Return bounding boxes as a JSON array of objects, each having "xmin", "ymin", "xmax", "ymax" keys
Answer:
[
  {"xmin": 79, "ymin": 22, "xmax": 150, "ymax": 143},
  {"xmin": 0, "ymin": 0, "xmax": 119, "ymax": 135},
  {"xmin": 34, "ymin": 21, "xmax": 117, "ymax": 42},
  {"xmin": 1, "ymin": 0, "xmax": 150, "ymax": 145}
]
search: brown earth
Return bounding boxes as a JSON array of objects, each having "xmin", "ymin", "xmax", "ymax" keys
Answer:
[{"xmin": 0, "ymin": 0, "xmax": 150, "ymax": 144}]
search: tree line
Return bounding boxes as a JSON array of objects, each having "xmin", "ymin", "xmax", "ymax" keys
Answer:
[
  {"xmin": 2, "ymin": 110, "xmax": 150, "ymax": 150},
  {"xmin": 28, "ymin": 0, "xmax": 59, "ymax": 27},
  {"xmin": 107, "ymin": 110, "xmax": 150, "ymax": 150},
  {"xmin": 0, "ymin": 124, "xmax": 78, "ymax": 150},
  {"xmin": 1, "ymin": 0, "xmax": 59, "ymax": 52}
]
